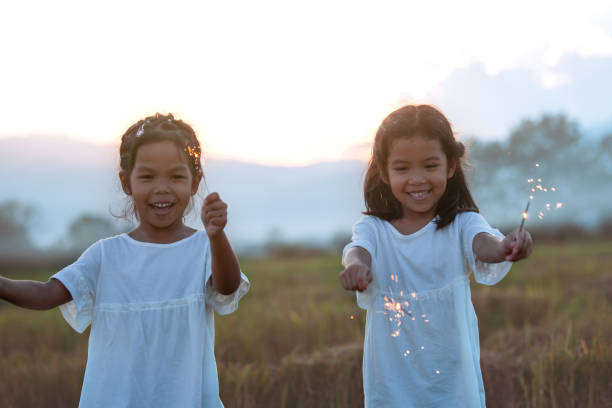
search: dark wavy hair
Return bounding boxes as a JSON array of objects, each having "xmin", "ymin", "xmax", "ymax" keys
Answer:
[
  {"xmin": 117, "ymin": 112, "xmax": 203, "ymax": 219},
  {"xmin": 364, "ymin": 104, "xmax": 478, "ymax": 229}
]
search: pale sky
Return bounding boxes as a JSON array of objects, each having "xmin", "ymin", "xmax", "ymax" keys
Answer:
[{"xmin": 1, "ymin": 0, "xmax": 612, "ymax": 165}]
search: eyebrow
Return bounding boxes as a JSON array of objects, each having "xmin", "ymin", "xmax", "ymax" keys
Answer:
[
  {"xmin": 133, "ymin": 165, "xmax": 189, "ymax": 172},
  {"xmin": 391, "ymin": 156, "xmax": 441, "ymax": 164}
]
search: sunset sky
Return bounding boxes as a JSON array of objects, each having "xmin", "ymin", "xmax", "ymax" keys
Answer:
[{"xmin": 1, "ymin": 0, "xmax": 611, "ymax": 165}]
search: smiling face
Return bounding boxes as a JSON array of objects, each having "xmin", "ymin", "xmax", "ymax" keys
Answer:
[
  {"xmin": 385, "ymin": 135, "xmax": 456, "ymax": 223},
  {"xmin": 120, "ymin": 140, "xmax": 201, "ymax": 238}
]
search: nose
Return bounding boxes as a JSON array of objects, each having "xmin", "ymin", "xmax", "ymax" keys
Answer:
[
  {"xmin": 407, "ymin": 170, "xmax": 426, "ymax": 185},
  {"xmin": 153, "ymin": 180, "xmax": 171, "ymax": 194}
]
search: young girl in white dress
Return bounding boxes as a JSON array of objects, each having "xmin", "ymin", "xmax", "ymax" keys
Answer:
[
  {"xmin": 339, "ymin": 104, "xmax": 533, "ymax": 407},
  {"xmin": 0, "ymin": 113, "xmax": 249, "ymax": 407}
]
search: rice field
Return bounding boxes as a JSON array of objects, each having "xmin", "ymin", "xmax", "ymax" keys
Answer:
[{"xmin": 1, "ymin": 241, "xmax": 610, "ymax": 407}]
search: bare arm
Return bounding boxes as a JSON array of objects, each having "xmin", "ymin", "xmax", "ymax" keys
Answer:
[
  {"xmin": 0, "ymin": 276, "xmax": 72, "ymax": 310},
  {"xmin": 209, "ymin": 231, "xmax": 241, "ymax": 295},
  {"xmin": 202, "ymin": 192, "xmax": 241, "ymax": 295},
  {"xmin": 339, "ymin": 246, "xmax": 372, "ymax": 291},
  {"xmin": 473, "ymin": 228, "xmax": 533, "ymax": 263}
]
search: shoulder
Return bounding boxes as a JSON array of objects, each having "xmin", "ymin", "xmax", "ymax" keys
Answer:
[
  {"xmin": 74, "ymin": 233, "xmax": 130, "ymax": 262},
  {"xmin": 354, "ymin": 214, "xmax": 385, "ymax": 229},
  {"xmin": 351, "ymin": 215, "xmax": 387, "ymax": 236},
  {"xmin": 453, "ymin": 210, "xmax": 487, "ymax": 228}
]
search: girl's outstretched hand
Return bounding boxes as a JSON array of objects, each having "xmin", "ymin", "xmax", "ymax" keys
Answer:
[
  {"xmin": 202, "ymin": 192, "xmax": 228, "ymax": 238},
  {"xmin": 501, "ymin": 228, "xmax": 533, "ymax": 262},
  {"xmin": 339, "ymin": 263, "xmax": 373, "ymax": 292}
]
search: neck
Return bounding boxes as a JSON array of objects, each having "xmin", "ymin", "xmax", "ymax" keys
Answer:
[
  {"xmin": 129, "ymin": 222, "xmax": 195, "ymax": 244},
  {"xmin": 391, "ymin": 213, "xmax": 435, "ymax": 235}
]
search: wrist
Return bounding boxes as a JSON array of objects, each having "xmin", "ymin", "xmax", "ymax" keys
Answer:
[
  {"xmin": 207, "ymin": 229, "xmax": 226, "ymax": 243},
  {"xmin": 496, "ymin": 240, "xmax": 508, "ymax": 262}
]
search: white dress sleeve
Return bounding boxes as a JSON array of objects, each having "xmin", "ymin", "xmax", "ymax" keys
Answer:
[
  {"xmin": 460, "ymin": 211, "xmax": 512, "ymax": 285},
  {"xmin": 203, "ymin": 243, "xmax": 250, "ymax": 315},
  {"xmin": 51, "ymin": 241, "xmax": 102, "ymax": 333},
  {"xmin": 342, "ymin": 216, "xmax": 378, "ymax": 309}
]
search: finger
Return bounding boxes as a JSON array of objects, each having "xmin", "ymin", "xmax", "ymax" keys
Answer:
[
  {"xmin": 519, "ymin": 237, "xmax": 533, "ymax": 259},
  {"xmin": 203, "ymin": 200, "xmax": 227, "ymax": 213},
  {"xmin": 203, "ymin": 209, "xmax": 227, "ymax": 222},
  {"xmin": 204, "ymin": 192, "xmax": 221, "ymax": 204},
  {"xmin": 357, "ymin": 272, "xmax": 366, "ymax": 291},
  {"xmin": 203, "ymin": 212, "xmax": 226, "ymax": 225},
  {"xmin": 208, "ymin": 217, "xmax": 227, "ymax": 227},
  {"xmin": 357, "ymin": 268, "xmax": 371, "ymax": 286},
  {"xmin": 347, "ymin": 270, "xmax": 358, "ymax": 290},
  {"xmin": 505, "ymin": 244, "xmax": 517, "ymax": 261},
  {"xmin": 203, "ymin": 199, "xmax": 227, "ymax": 209},
  {"xmin": 339, "ymin": 272, "xmax": 351, "ymax": 290},
  {"xmin": 365, "ymin": 268, "xmax": 373, "ymax": 283},
  {"xmin": 357, "ymin": 272, "xmax": 370, "ymax": 291},
  {"xmin": 343, "ymin": 270, "xmax": 353, "ymax": 290},
  {"xmin": 502, "ymin": 237, "xmax": 514, "ymax": 255},
  {"xmin": 518, "ymin": 232, "xmax": 532, "ymax": 258},
  {"xmin": 338, "ymin": 271, "xmax": 346, "ymax": 289}
]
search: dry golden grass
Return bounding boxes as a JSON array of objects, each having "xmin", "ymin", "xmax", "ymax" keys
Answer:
[{"xmin": 1, "ymin": 241, "xmax": 610, "ymax": 407}]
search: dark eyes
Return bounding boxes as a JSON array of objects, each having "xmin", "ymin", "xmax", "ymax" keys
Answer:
[
  {"xmin": 137, "ymin": 174, "xmax": 186, "ymax": 180},
  {"xmin": 393, "ymin": 164, "xmax": 439, "ymax": 171}
]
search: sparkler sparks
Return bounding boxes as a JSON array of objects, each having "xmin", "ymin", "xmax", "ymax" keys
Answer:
[
  {"xmin": 521, "ymin": 162, "xmax": 563, "ymax": 227},
  {"xmin": 380, "ymin": 274, "xmax": 433, "ymax": 360},
  {"xmin": 383, "ymin": 294, "xmax": 411, "ymax": 336}
]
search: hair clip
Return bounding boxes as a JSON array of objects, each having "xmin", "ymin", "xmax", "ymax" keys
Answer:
[{"xmin": 136, "ymin": 123, "xmax": 146, "ymax": 137}]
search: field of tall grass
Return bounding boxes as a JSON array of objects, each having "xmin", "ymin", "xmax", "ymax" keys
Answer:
[{"xmin": 1, "ymin": 241, "xmax": 610, "ymax": 407}]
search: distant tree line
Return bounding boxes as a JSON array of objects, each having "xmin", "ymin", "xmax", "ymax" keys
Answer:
[
  {"xmin": 0, "ymin": 204, "xmax": 125, "ymax": 272},
  {"xmin": 1, "ymin": 113, "xmax": 611, "ymax": 267}
]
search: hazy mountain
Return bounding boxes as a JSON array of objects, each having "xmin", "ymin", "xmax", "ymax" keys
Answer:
[
  {"xmin": 1, "ymin": 132, "xmax": 610, "ymax": 252},
  {"xmin": 2, "ymin": 54, "xmax": 612, "ymax": 253},
  {"xmin": 0, "ymin": 136, "xmax": 366, "ymax": 250}
]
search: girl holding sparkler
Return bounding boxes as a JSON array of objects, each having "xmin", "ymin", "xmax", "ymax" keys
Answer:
[
  {"xmin": 0, "ymin": 113, "xmax": 249, "ymax": 407},
  {"xmin": 339, "ymin": 105, "xmax": 532, "ymax": 407}
]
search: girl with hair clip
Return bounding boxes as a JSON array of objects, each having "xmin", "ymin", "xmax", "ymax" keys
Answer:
[
  {"xmin": 0, "ymin": 113, "xmax": 249, "ymax": 407},
  {"xmin": 339, "ymin": 105, "xmax": 533, "ymax": 407}
]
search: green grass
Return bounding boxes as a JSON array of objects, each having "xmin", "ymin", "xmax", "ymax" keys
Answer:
[{"xmin": 1, "ymin": 242, "xmax": 611, "ymax": 407}]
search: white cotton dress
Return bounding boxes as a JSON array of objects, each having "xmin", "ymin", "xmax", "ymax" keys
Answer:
[
  {"xmin": 52, "ymin": 230, "xmax": 249, "ymax": 408},
  {"xmin": 343, "ymin": 212, "xmax": 512, "ymax": 408}
]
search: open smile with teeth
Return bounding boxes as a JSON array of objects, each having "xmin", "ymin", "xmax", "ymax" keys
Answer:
[
  {"xmin": 408, "ymin": 190, "xmax": 431, "ymax": 200},
  {"xmin": 150, "ymin": 202, "xmax": 175, "ymax": 209}
]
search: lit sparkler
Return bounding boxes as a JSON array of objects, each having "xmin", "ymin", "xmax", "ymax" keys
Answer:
[{"xmin": 519, "ymin": 201, "xmax": 530, "ymax": 232}]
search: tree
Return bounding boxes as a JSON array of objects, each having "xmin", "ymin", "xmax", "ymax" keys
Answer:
[
  {"xmin": 0, "ymin": 200, "xmax": 36, "ymax": 256},
  {"xmin": 505, "ymin": 114, "xmax": 582, "ymax": 168},
  {"xmin": 65, "ymin": 214, "xmax": 118, "ymax": 252}
]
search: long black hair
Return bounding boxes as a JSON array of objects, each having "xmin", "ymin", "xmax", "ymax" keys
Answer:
[{"xmin": 363, "ymin": 104, "xmax": 478, "ymax": 229}]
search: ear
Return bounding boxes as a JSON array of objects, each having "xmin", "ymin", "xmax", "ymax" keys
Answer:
[
  {"xmin": 119, "ymin": 170, "xmax": 132, "ymax": 195},
  {"xmin": 447, "ymin": 159, "xmax": 457, "ymax": 179},
  {"xmin": 191, "ymin": 173, "xmax": 203, "ymax": 195}
]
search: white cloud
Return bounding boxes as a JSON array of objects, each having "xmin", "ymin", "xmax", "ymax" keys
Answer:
[{"xmin": 0, "ymin": 0, "xmax": 611, "ymax": 164}]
